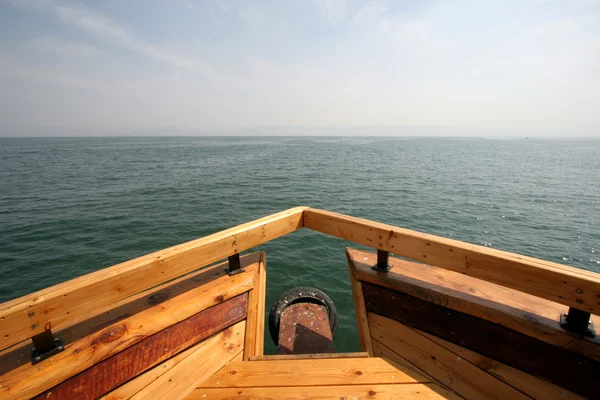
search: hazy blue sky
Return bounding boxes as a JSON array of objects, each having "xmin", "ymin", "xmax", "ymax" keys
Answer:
[{"xmin": 1, "ymin": 0, "xmax": 599, "ymax": 136}]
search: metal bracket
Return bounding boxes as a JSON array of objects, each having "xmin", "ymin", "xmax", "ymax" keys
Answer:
[
  {"xmin": 372, "ymin": 249, "xmax": 391, "ymax": 272},
  {"xmin": 226, "ymin": 253, "xmax": 245, "ymax": 276},
  {"xmin": 31, "ymin": 329, "xmax": 64, "ymax": 365},
  {"xmin": 560, "ymin": 307, "xmax": 596, "ymax": 337}
]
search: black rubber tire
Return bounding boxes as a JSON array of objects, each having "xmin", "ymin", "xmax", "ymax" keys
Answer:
[{"xmin": 268, "ymin": 287, "xmax": 338, "ymax": 346}]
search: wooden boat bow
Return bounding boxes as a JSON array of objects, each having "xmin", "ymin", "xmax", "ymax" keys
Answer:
[{"xmin": 0, "ymin": 207, "xmax": 598, "ymax": 399}]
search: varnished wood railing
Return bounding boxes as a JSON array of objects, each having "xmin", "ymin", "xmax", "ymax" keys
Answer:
[
  {"xmin": 304, "ymin": 209, "xmax": 600, "ymax": 317},
  {"xmin": 2, "ymin": 206, "xmax": 599, "ymax": 351},
  {"xmin": 0, "ymin": 207, "xmax": 305, "ymax": 350}
]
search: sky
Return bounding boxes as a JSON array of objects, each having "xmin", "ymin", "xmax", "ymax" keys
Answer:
[{"xmin": 0, "ymin": 0, "xmax": 599, "ymax": 136}]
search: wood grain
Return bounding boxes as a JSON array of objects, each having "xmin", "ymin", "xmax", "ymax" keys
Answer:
[
  {"xmin": 369, "ymin": 313, "xmax": 529, "ymax": 400},
  {"xmin": 131, "ymin": 321, "xmax": 245, "ymax": 400},
  {"xmin": 304, "ymin": 208, "xmax": 600, "ymax": 314},
  {"xmin": 199, "ymin": 357, "xmax": 428, "ymax": 388},
  {"xmin": 254, "ymin": 251, "xmax": 267, "ymax": 356},
  {"xmin": 188, "ymin": 383, "xmax": 460, "ymax": 400},
  {"xmin": 0, "ymin": 253, "xmax": 262, "ymax": 373},
  {"xmin": 99, "ymin": 341, "xmax": 201, "ymax": 400},
  {"xmin": 370, "ymin": 339, "xmax": 457, "ymax": 397},
  {"xmin": 420, "ymin": 330, "xmax": 585, "ymax": 400},
  {"xmin": 347, "ymin": 248, "xmax": 600, "ymax": 361},
  {"xmin": 0, "ymin": 207, "xmax": 305, "ymax": 350},
  {"xmin": 104, "ymin": 329, "xmax": 248, "ymax": 400},
  {"xmin": 243, "ymin": 251, "xmax": 267, "ymax": 360},
  {"xmin": 347, "ymin": 249, "xmax": 374, "ymax": 355},
  {"xmin": 32, "ymin": 294, "xmax": 248, "ymax": 400},
  {"xmin": 0, "ymin": 271, "xmax": 253, "ymax": 400},
  {"xmin": 363, "ymin": 282, "xmax": 600, "ymax": 399}
]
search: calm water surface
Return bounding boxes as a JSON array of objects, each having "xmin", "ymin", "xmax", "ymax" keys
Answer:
[{"xmin": 1, "ymin": 137, "xmax": 599, "ymax": 352}]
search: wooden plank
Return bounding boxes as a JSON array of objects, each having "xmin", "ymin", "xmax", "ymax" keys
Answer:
[
  {"xmin": 249, "ymin": 352, "xmax": 369, "ymax": 361},
  {"xmin": 0, "ymin": 253, "xmax": 262, "ymax": 373},
  {"xmin": 347, "ymin": 249, "xmax": 374, "ymax": 356},
  {"xmin": 131, "ymin": 321, "xmax": 245, "ymax": 400},
  {"xmin": 363, "ymin": 282, "xmax": 600, "ymax": 399},
  {"xmin": 95, "ymin": 328, "xmax": 249, "ymax": 400},
  {"xmin": 243, "ymin": 251, "xmax": 267, "ymax": 360},
  {"xmin": 0, "ymin": 207, "xmax": 305, "ymax": 350},
  {"xmin": 420, "ymin": 331, "xmax": 585, "ymax": 400},
  {"xmin": 243, "ymin": 269, "xmax": 260, "ymax": 360},
  {"xmin": 277, "ymin": 303, "xmax": 335, "ymax": 354},
  {"xmin": 254, "ymin": 251, "xmax": 267, "ymax": 357},
  {"xmin": 0, "ymin": 271, "xmax": 253, "ymax": 400},
  {"xmin": 199, "ymin": 357, "xmax": 429, "ymax": 388},
  {"xmin": 347, "ymin": 248, "xmax": 600, "ymax": 361},
  {"xmin": 32, "ymin": 295, "xmax": 248, "ymax": 400},
  {"xmin": 370, "ymin": 339, "xmax": 458, "ymax": 397},
  {"xmin": 188, "ymin": 383, "xmax": 460, "ymax": 400},
  {"xmin": 369, "ymin": 313, "xmax": 530, "ymax": 400},
  {"xmin": 230, "ymin": 350, "xmax": 244, "ymax": 363},
  {"xmin": 99, "ymin": 341, "xmax": 201, "ymax": 400},
  {"xmin": 304, "ymin": 208, "xmax": 600, "ymax": 314}
]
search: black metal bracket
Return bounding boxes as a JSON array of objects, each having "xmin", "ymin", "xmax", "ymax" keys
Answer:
[
  {"xmin": 31, "ymin": 329, "xmax": 64, "ymax": 365},
  {"xmin": 372, "ymin": 249, "xmax": 391, "ymax": 272},
  {"xmin": 226, "ymin": 253, "xmax": 245, "ymax": 276},
  {"xmin": 560, "ymin": 307, "xmax": 596, "ymax": 337}
]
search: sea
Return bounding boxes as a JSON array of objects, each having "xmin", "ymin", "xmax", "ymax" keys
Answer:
[{"xmin": 1, "ymin": 136, "xmax": 599, "ymax": 353}]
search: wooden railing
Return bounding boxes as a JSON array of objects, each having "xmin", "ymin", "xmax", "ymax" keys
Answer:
[
  {"xmin": 2, "ymin": 206, "xmax": 599, "ymax": 350},
  {"xmin": 0, "ymin": 207, "xmax": 305, "ymax": 350},
  {"xmin": 304, "ymin": 209, "xmax": 600, "ymax": 316}
]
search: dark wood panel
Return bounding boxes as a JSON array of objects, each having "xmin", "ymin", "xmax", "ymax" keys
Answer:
[
  {"xmin": 362, "ymin": 282, "xmax": 600, "ymax": 399},
  {"xmin": 33, "ymin": 293, "xmax": 248, "ymax": 400},
  {"xmin": 419, "ymin": 328, "xmax": 585, "ymax": 400}
]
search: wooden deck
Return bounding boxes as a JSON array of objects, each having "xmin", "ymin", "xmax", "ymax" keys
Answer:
[
  {"xmin": 1, "ymin": 207, "xmax": 599, "ymax": 399},
  {"xmin": 99, "ymin": 352, "xmax": 458, "ymax": 399},
  {"xmin": 190, "ymin": 355, "xmax": 457, "ymax": 399}
]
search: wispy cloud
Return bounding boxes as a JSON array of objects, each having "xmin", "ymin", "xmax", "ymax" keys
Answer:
[
  {"xmin": 29, "ymin": 37, "xmax": 102, "ymax": 58},
  {"xmin": 313, "ymin": 0, "xmax": 347, "ymax": 21},
  {"xmin": 6, "ymin": 0, "xmax": 213, "ymax": 75},
  {"xmin": 3, "ymin": 0, "xmax": 53, "ymax": 9},
  {"xmin": 351, "ymin": 1, "xmax": 453, "ymax": 59},
  {"xmin": 237, "ymin": 6, "xmax": 268, "ymax": 26},
  {"xmin": 54, "ymin": 4, "xmax": 212, "ymax": 75},
  {"xmin": 524, "ymin": 18, "xmax": 577, "ymax": 36},
  {"xmin": 1, "ymin": 0, "xmax": 599, "ymax": 135},
  {"xmin": 0, "ymin": 50, "xmax": 107, "ymax": 90},
  {"xmin": 353, "ymin": 0, "xmax": 390, "ymax": 22},
  {"xmin": 215, "ymin": 0, "xmax": 231, "ymax": 13}
]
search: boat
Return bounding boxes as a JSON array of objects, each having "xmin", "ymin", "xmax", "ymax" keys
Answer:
[{"xmin": 1, "ymin": 207, "xmax": 598, "ymax": 399}]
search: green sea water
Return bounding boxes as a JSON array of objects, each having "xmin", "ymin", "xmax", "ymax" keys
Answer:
[{"xmin": 1, "ymin": 136, "xmax": 599, "ymax": 353}]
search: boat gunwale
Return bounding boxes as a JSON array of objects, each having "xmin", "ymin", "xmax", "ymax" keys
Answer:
[{"xmin": 2, "ymin": 206, "xmax": 599, "ymax": 351}]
